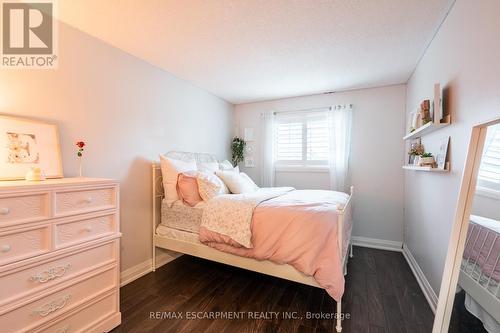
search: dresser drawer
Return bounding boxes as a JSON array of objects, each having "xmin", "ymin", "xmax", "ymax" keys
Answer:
[
  {"xmin": 0, "ymin": 226, "xmax": 51, "ymax": 266},
  {"xmin": 54, "ymin": 187, "xmax": 116, "ymax": 217},
  {"xmin": 0, "ymin": 193, "xmax": 50, "ymax": 227},
  {"xmin": 0, "ymin": 241, "xmax": 118, "ymax": 307},
  {"xmin": 0, "ymin": 266, "xmax": 117, "ymax": 333},
  {"xmin": 36, "ymin": 292, "xmax": 119, "ymax": 333},
  {"xmin": 54, "ymin": 214, "xmax": 117, "ymax": 249}
]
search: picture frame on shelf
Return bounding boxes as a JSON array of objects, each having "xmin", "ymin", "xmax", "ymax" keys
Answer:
[
  {"xmin": 419, "ymin": 99, "xmax": 431, "ymax": 125},
  {"xmin": 409, "ymin": 110, "xmax": 418, "ymax": 133},
  {"xmin": 0, "ymin": 115, "xmax": 63, "ymax": 180},
  {"xmin": 436, "ymin": 136, "xmax": 450, "ymax": 170}
]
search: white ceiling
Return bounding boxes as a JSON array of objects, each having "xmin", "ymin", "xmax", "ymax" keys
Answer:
[{"xmin": 57, "ymin": 0, "xmax": 454, "ymax": 104}]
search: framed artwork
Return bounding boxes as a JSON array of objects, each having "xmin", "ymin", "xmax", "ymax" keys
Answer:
[
  {"xmin": 408, "ymin": 111, "xmax": 417, "ymax": 133},
  {"xmin": 0, "ymin": 115, "xmax": 63, "ymax": 180},
  {"xmin": 436, "ymin": 136, "xmax": 450, "ymax": 170},
  {"xmin": 408, "ymin": 108, "xmax": 424, "ymax": 133}
]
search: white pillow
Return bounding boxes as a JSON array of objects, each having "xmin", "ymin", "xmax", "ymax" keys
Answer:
[
  {"xmin": 215, "ymin": 171, "xmax": 259, "ymax": 194},
  {"xmin": 219, "ymin": 160, "xmax": 239, "ymax": 171},
  {"xmin": 160, "ymin": 155, "xmax": 197, "ymax": 206},
  {"xmin": 240, "ymin": 172, "xmax": 259, "ymax": 191},
  {"xmin": 197, "ymin": 172, "xmax": 229, "ymax": 201},
  {"xmin": 197, "ymin": 161, "xmax": 220, "ymax": 173}
]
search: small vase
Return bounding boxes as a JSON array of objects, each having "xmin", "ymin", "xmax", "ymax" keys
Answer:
[{"xmin": 78, "ymin": 157, "xmax": 83, "ymax": 177}]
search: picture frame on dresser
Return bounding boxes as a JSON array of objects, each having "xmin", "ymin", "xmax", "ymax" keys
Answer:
[{"xmin": 0, "ymin": 115, "xmax": 63, "ymax": 180}]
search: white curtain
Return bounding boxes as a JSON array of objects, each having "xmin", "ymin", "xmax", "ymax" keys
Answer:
[
  {"xmin": 328, "ymin": 107, "xmax": 353, "ymax": 192},
  {"xmin": 260, "ymin": 110, "xmax": 275, "ymax": 187}
]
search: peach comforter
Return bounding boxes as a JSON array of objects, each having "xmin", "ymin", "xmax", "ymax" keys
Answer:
[{"xmin": 198, "ymin": 188, "xmax": 350, "ymax": 301}]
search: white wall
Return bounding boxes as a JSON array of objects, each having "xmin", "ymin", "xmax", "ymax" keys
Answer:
[
  {"xmin": 235, "ymin": 85, "xmax": 406, "ymax": 243},
  {"xmin": 0, "ymin": 22, "xmax": 233, "ymax": 272},
  {"xmin": 405, "ymin": 0, "xmax": 500, "ymax": 294}
]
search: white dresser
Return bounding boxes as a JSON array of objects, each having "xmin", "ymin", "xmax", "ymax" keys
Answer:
[{"xmin": 0, "ymin": 178, "xmax": 121, "ymax": 333}]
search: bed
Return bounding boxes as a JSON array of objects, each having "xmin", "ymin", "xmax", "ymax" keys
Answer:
[
  {"xmin": 459, "ymin": 214, "xmax": 500, "ymax": 333},
  {"xmin": 151, "ymin": 152, "xmax": 354, "ymax": 332}
]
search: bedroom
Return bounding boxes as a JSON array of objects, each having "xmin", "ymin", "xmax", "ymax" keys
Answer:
[{"xmin": 0, "ymin": 0, "xmax": 499, "ymax": 332}]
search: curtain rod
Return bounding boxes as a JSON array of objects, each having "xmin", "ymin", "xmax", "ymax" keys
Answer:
[{"xmin": 272, "ymin": 104, "xmax": 353, "ymax": 115}]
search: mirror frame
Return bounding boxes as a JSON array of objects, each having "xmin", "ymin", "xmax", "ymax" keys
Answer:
[{"xmin": 432, "ymin": 116, "xmax": 500, "ymax": 332}]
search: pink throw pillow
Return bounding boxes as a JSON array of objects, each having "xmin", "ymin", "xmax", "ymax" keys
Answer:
[{"xmin": 177, "ymin": 172, "xmax": 202, "ymax": 207}]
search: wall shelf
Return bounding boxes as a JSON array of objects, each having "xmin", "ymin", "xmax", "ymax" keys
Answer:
[
  {"xmin": 403, "ymin": 115, "xmax": 451, "ymax": 141},
  {"xmin": 402, "ymin": 162, "xmax": 450, "ymax": 172}
]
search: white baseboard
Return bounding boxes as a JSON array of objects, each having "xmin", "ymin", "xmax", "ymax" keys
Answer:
[
  {"xmin": 351, "ymin": 236, "xmax": 403, "ymax": 252},
  {"xmin": 120, "ymin": 252, "xmax": 181, "ymax": 287},
  {"xmin": 402, "ymin": 244, "xmax": 438, "ymax": 313}
]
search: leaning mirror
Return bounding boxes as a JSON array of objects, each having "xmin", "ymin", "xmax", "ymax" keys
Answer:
[{"xmin": 433, "ymin": 119, "xmax": 500, "ymax": 332}]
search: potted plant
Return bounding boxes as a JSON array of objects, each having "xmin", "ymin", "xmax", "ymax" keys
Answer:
[
  {"xmin": 231, "ymin": 137, "xmax": 246, "ymax": 166},
  {"xmin": 419, "ymin": 152, "xmax": 435, "ymax": 167}
]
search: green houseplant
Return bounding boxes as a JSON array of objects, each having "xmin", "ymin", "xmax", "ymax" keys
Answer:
[
  {"xmin": 231, "ymin": 137, "xmax": 246, "ymax": 166},
  {"xmin": 419, "ymin": 152, "xmax": 435, "ymax": 166}
]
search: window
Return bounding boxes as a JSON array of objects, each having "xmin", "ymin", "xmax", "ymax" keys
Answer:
[
  {"xmin": 477, "ymin": 123, "xmax": 500, "ymax": 192},
  {"xmin": 275, "ymin": 110, "xmax": 330, "ymax": 168}
]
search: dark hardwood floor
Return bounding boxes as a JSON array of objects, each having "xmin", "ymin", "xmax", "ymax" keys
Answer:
[
  {"xmin": 110, "ymin": 247, "xmax": 434, "ymax": 333},
  {"xmin": 449, "ymin": 290, "xmax": 488, "ymax": 333}
]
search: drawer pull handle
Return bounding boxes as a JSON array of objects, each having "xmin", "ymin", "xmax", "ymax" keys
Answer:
[
  {"xmin": 30, "ymin": 264, "xmax": 71, "ymax": 283},
  {"xmin": 0, "ymin": 207, "xmax": 10, "ymax": 215},
  {"xmin": 55, "ymin": 325, "xmax": 70, "ymax": 333},
  {"xmin": 84, "ymin": 197, "xmax": 93, "ymax": 204},
  {"xmin": 1, "ymin": 244, "xmax": 11, "ymax": 253},
  {"xmin": 32, "ymin": 294, "xmax": 71, "ymax": 317}
]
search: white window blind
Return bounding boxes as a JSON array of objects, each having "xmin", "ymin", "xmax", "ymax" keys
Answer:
[
  {"xmin": 275, "ymin": 110, "xmax": 330, "ymax": 167},
  {"xmin": 307, "ymin": 119, "xmax": 330, "ymax": 161},
  {"xmin": 276, "ymin": 121, "xmax": 303, "ymax": 161},
  {"xmin": 478, "ymin": 124, "xmax": 500, "ymax": 191}
]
